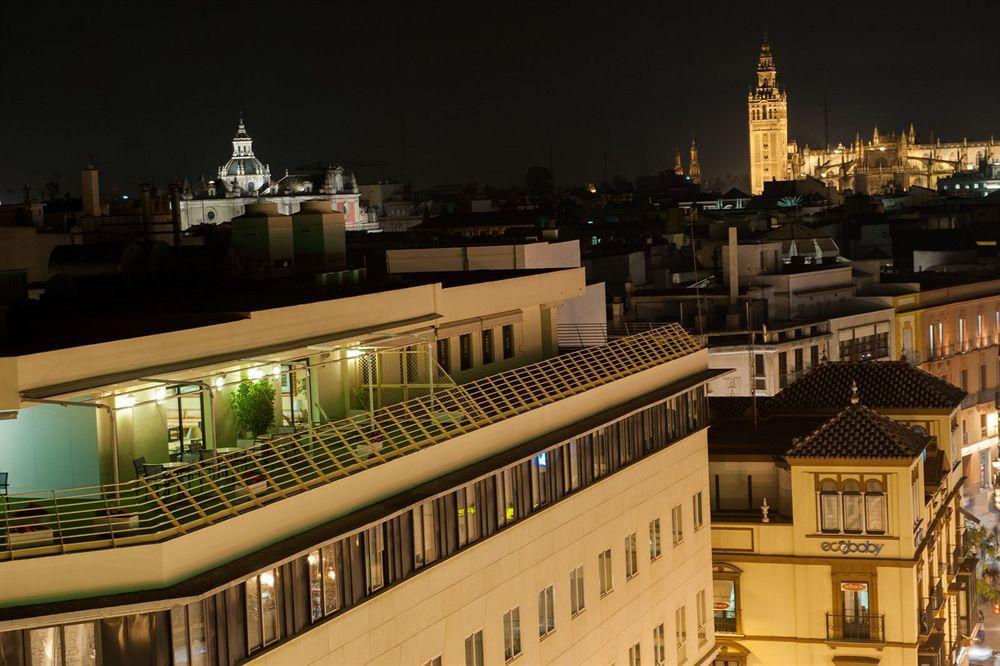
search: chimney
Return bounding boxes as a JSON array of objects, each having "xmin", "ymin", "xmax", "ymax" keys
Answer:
[
  {"xmin": 82, "ymin": 164, "xmax": 100, "ymax": 217},
  {"xmin": 727, "ymin": 225, "xmax": 739, "ymax": 305}
]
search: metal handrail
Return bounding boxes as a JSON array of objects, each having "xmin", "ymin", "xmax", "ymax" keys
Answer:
[
  {"xmin": 556, "ymin": 322, "xmax": 672, "ymax": 349},
  {"xmin": 825, "ymin": 612, "xmax": 885, "ymax": 643},
  {"xmin": 0, "ymin": 325, "xmax": 702, "ymax": 561}
]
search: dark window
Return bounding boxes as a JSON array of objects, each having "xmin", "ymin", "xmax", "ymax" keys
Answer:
[
  {"xmin": 436, "ymin": 339, "xmax": 450, "ymax": 373},
  {"xmin": 502, "ymin": 325, "xmax": 515, "ymax": 359},
  {"xmin": 460, "ymin": 334, "xmax": 473, "ymax": 371},
  {"xmin": 482, "ymin": 329, "xmax": 494, "ymax": 365},
  {"xmin": 778, "ymin": 352, "xmax": 788, "ymax": 388},
  {"xmin": 811, "ymin": 345, "xmax": 820, "ymax": 367},
  {"xmin": 794, "ymin": 348, "xmax": 803, "ymax": 377}
]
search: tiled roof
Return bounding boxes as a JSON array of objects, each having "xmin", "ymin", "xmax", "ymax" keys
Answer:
[
  {"xmin": 770, "ymin": 361, "xmax": 965, "ymax": 411},
  {"xmin": 786, "ymin": 403, "xmax": 928, "ymax": 459}
]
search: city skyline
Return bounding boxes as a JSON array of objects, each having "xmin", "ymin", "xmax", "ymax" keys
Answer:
[{"xmin": 2, "ymin": 0, "xmax": 999, "ymax": 198}]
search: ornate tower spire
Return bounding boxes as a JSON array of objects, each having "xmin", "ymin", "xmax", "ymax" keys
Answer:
[
  {"xmin": 747, "ymin": 33, "xmax": 789, "ymax": 195},
  {"xmin": 674, "ymin": 148, "xmax": 684, "ymax": 176},
  {"xmin": 689, "ymin": 137, "xmax": 701, "ymax": 184}
]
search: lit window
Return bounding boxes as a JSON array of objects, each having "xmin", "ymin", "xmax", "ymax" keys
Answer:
[
  {"xmin": 170, "ymin": 603, "xmax": 208, "ymax": 666},
  {"xmin": 245, "ymin": 569, "xmax": 280, "ymax": 653}
]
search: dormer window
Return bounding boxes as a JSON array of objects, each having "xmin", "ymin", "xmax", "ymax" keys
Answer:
[{"xmin": 817, "ymin": 476, "xmax": 888, "ymax": 535}]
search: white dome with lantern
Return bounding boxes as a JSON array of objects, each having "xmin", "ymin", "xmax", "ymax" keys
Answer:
[{"xmin": 217, "ymin": 114, "xmax": 272, "ymax": 196}]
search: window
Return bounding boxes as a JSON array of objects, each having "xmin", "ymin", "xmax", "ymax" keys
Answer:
[
  {"xmin": 794, "ymin": 347, "xmax": 803, "ymax": 376},
  {"xmin": 364, "ymin": 526, "xmax": 385, "ymax": 593},
  {"xmin": 599, "ymin": 549, "xmax": 614, "ymax": 595},
  {"xmin": 693, "ymin": 492, "xmax": 704, "ymax": 530},
  {"xmin": 423, "ymin": 658, "xmax": 442, "ymax": 666},
  {"xmin": 460, "ymin": 333, "xmax": 473, "ymax": 370},
  {"xmin": 696, "ymin": 589, "xmax": 708, "ymax": 644},
  {"xmin": 625, "ymin": 533, "xmax": 639, "ymax": 579},
  {"xmin": 675, "ymin": 606, "xmax": 687, "ymax": 663},
  {"xmin": 30, "ymin": 623, "xmax": 97, "ymax": 666},
  {"xmin": 482, "ymin": 328, "xmax": 495, "ymax": 365},
  {"xmin": 959, "ymin": 317, "xmax": 966, "ymax": 346},
  {"xmin": 811, "ymin": 344, "xmax": 820, "ymax": 368},
  {"xmin": 436, "ymin": 338, "xmax": 450, "ymax": 373},
  {"xmin": 671, "ymin": 504, "xmax": 684, "ymax": 545},
  {"xmin": 465, "ymin": 630, "xmax": 484, "ymax": 666},
  {"xmin": 864, "ymin": 479, "xmax": 886, "ymax": 533},
  {"xmin": 928, "ymin": 323, "xmax": 936, "ymax": 357},
  {"xmin": 819, "ymin": 478, "xmax": 841, "ymax": 532},
  {"xmin": 753, "ymin": 353, "xmax": 766, "ymax": 391},
  {"xmin": 653, "ymin": 623, "xmax": 666, "ymax": 665},
  {"xmin": 842, "ymin": 479, "xmax": 863, "ymax": 533},
  {"xmin": 538, "ymin": 586, "xmax": 555, "ymax": 638},
  {"xmin": 778, "ymin": 351, "xmax": 788, "ymax": 388},
  {"xmin": 629, "ymin": 643, "xmax": 642, "ymax": 666},
  {"xmin": 570, "ymin": 566, "xmax": 585, "ymax": 615},
  {"xmin": 820, "ymin": 477, "xmax": 887, "ymax": 535},
  {"xmin": 502, "ymin": 324, "xmax": 515, "ymax": 359},
  {"xmin": 245, "ymin": 569, "xmax": 280, "ymax": 653},
  {"xmin": 649, "ymin": 518, "xmax": 662, "ymax": 560},
  {"xmin": 503, "ymin": 607, "xmax": 522, "ymax": 662},
  {"xmin": 961, "ymin": 368, "xmax": 968, "ymax": 392},
  {"xmin": 170, "ymin": 602, "xmax": 208, "ymax": 666}
]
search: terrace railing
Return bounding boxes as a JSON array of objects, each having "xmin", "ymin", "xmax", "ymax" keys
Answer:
[
  {"xmin": 557, "ymin": 322, "xmax": 672, "ymax": 350},
  {"xmin": 0, "ymin": 325, "xmax": 702, "ymax": 562}
]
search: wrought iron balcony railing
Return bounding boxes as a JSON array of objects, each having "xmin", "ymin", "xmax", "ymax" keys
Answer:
[
  {"xmin": 714, "ymin": 610, "xmax": 738, "ymax": 634},
  {"xmin": 826, "ymin": 613, "xmax": 885, "ymax": 643}
]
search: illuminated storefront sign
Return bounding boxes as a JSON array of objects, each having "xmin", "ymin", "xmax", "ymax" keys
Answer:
[{"xmin": 820, "ymin": 539, "xmax": 884, "ymax": 555}]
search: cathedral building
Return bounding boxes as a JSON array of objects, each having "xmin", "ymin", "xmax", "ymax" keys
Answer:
[
  {"xmin": 748, "ymin": 37, "xmax": 1000, "ymax": 195},
  {"xmin": 179, "ymin": 115, "xmax": 379, "ymax": 231}
]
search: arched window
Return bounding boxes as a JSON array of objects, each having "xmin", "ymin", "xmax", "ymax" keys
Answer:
[
  {"xmin": 842, "ymin": 479, "xmax": 863, "ymax": 533},
  {"xmin": 865, "ymin": 479, "xmax": 886, "ymax": 534},
  {"xmin": 819, "ymin": 479, "xmax": 840, "ymax": 532}
]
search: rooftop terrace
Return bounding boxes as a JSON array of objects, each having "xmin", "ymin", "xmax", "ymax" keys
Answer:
[{"xmin": 0, "ymin": 325, "xmax": 702, "ymax": 562}]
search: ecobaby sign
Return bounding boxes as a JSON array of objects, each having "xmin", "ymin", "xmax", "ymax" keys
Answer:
[{"xmin": 820, "ymin": 539, "xmax": 884, "ymax": 555}]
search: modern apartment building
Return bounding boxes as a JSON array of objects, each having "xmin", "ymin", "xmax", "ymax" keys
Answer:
[
  {"xmin": 708, "ymin": 362, "xmax": 973, "ymax": 666},
  {"xmin": 0, "ymin": 269, "xmax": 721, "ymax": 666}
]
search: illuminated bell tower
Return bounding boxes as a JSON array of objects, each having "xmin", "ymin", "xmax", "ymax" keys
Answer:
[{"xmin": 748, "ymin": 34, "xmax": 788, "ymax": 194}]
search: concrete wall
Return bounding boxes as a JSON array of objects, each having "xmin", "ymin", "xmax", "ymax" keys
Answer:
[
  {"xmin": 0, "ymin": 404, "xmax": 100, "ymax": 495},
  {"xmin": 253, "ymin": 430, "xmax": 715, "ymax": 666}
]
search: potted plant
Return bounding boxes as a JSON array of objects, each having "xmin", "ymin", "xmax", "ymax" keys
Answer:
[
  {"xmin": 95, "ymin": 505, "xmax": 139, "ymax": 531},
  {"xmin": 230, "ymin": 378, "xmax": 276, "ymax": 447},
  {"xmin": 8, "ymin": 502, "xmax": 55, "ymax": 547}
]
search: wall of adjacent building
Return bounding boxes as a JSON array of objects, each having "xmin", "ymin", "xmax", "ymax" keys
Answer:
[{"xmin": 251, "ymin": 428, "xmax": 715, "ymax": 666}]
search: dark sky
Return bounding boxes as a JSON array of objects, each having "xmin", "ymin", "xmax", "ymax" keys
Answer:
[{"xmin": 2, "ymin": 0, "xmax": 999, "ymax": 199}]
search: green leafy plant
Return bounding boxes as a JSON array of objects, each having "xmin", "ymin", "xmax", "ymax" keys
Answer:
[
  {"xmin": 966, "ymin": 524, "xmax": 1000, "ymax": 602},
  {"xmin": 230, "ymin": 379, "xmax": 276, "ymax": 438}
]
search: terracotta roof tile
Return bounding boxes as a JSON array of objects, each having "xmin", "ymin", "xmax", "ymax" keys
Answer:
[
  {"xmin": 786, "ymin": 404, "xmax": 928, "ymax": 459},
  {"xmin": 770, "ymin": 361, "xmax": 965, "ymax": 411}
]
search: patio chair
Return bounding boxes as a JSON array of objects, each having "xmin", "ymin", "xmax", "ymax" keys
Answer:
[{"xmin": 132, "ymin": 458, "xmax": 147, "ymax": 478}]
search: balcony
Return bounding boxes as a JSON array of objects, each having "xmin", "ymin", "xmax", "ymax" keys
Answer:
[
  {"xmin": 714, "ymin": 610, "xmax": 738, "ymax": 634},
  {"xmin": 826, "ymin": 613, "xmax": 885, "ymax": 643},
  {"xmin": 0, "ymin": 327, "xmax": 703, "ymax": 562},
  {"xmin": 556, "ymin": 322, "xmax": 672, "ymax": 350}
]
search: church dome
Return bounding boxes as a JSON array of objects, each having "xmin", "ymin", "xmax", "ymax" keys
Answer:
[{"xmin": 222, "ymin": 156, "xmax": 266, "ymax": 176}]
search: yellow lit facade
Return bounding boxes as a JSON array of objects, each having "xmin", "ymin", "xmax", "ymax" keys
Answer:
[{"xmin": 710, "ymin": 368, "xmax": 975, "ymax": 666}]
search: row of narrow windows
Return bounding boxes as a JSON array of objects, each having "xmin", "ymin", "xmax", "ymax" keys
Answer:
[{"xmin": 0, "ymin": 388, "xmax": 708, "ymax": 666}]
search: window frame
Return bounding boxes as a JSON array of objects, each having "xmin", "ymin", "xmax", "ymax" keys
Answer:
[
  {"xmin": 537, "ymin": 585, "xmax": 555, "ymax": 639},
  {"xmin": 649, "ymin": 518, "xmax": 662, "ymax": 560},
  {"xmin": 598, "ymin": 548, "xmax": 614, "ymax": 596},
  {"xmin": 570, "ymin": 566, "xmax": 586, "ymax": 616},
  {"xmin": 502, "ymin": 606, "xmax": 522, "ymax": 662}
]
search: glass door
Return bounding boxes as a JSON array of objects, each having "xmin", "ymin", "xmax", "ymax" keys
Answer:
[
  {"xmin": 841, "ymin": 582, "xmax": 870, "ymax": 639},
  {"xmin": 165, "ymin": 385, "xmax": 206, "ymax": 461}
]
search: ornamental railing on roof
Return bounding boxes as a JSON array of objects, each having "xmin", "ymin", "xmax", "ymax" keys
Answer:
[{"xmin": 0, "ymin": 325, "xmax": 701, "ymax": 561}]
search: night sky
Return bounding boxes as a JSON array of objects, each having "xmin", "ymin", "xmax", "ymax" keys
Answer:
[{"xmin": 2, "ymin": 0, "xmax": 1000, "ymax": 199}]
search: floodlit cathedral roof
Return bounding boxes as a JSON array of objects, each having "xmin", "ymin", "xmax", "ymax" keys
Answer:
[{"xmin": 219, "ymin": 115, "xmax": 270, "ymax": 186}]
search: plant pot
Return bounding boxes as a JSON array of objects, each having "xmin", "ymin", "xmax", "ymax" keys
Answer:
[
  {"xmin": 107, "ymin": 513, "xmax": 139, "ymax": 530},
  {"xmin": 9, "ymin": 528, "xmax": 55, "ymax": 548}
]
